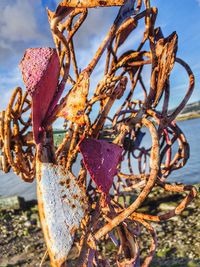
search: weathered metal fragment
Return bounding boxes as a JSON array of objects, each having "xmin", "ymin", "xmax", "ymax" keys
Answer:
[
  {"xmin": 57, "ymin": 72, "xmax": 89, "ymax": 125},
  {"xmin": 79, "ymin": 138, "xmax": 123, "ymax": 194},
  {"xmin": 59, "ymin": 0, "xmax": 127, "ymax": 8},
  {"xmin": 154, "ymin": 32, "xmax": 178, "ymax": 105},
  {"xmin": 37, "ymin": 162, "xmax": 87, "ymax": 267},
  {"xmin": 19, "ymin": 48, "xmax": 60, "ymax": 143}
]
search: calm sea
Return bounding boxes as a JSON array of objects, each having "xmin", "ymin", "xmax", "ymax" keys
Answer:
[{"xmin": 0, "ymin": 118, "xmax": 200, "ymax": 200}]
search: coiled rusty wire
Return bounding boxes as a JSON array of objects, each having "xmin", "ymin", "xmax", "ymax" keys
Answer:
[
  {"xmin": 0, "ymin": 87, "xmax": 35, "ymax": 181},
  {"xmin": 0, "ymin": 0, "xmax": 197, "ymax": 266}
]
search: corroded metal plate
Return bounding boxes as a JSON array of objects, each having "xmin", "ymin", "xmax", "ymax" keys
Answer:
[
  {"xmin": 19, "ymin": 48, "xmax": 60, "ymax": 144},
  {"xmin": 37, "ymin": 163, "xmax": 87, "ymax": 266},
  {"xmin": 79, "ymin": 138, "xmax": 123, "ymax": 194}
]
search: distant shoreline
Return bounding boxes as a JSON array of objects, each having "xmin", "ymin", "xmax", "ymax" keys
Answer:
[{"xmin": 176, "ymin": 113, "xmax": 200, "ymax": 121}]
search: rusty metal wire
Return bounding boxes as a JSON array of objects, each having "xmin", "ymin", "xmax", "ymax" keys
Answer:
[
  {"xmin": 0, "ymin": 0, "xmax": 197, "ymax": 266},
  {"xmin": 0, "ymin": 87, "xmax": 35, "ymax": 181}
]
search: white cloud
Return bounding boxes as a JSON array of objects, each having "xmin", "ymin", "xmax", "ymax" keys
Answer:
[
  {"xmin": 0, "ymin": 0, "xmax": 43, "ymax": 42},
  {"xmin": 0, "ymin": 0, "xmax": 53, "ymax": 67},
  {"xmin": 197, "ymin": 0, "xmax": 200, "ymax": 6},
  {"xmin": 0, "ymin": 67, "xmax": 24, "ymax": 110}
]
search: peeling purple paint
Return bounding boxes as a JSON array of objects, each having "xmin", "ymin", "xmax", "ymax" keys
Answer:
[
  {"xmin": 19, "ymin": 48, "xmax": 60, "ymax": 143},
  {"xmin": 79, "ymin": 138, "xmax": 123, "ymax": 194}
]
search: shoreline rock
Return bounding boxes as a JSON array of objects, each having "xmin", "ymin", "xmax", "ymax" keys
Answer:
[{"xmin": 0, "ymin": 196, "xmax": 26, "ymax": 211}]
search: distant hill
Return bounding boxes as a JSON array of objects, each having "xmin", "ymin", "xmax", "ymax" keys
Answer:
[
  {"xmin": 174, "ymin": 101, "xmax": 200, "ymax": 120},
  {"xmin": 179, "ymin": 101, "xmax": 200, "ymax": 115}
]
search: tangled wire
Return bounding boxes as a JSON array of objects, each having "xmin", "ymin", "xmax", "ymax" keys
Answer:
[
  {"xmin": 0, "ymin": 88, "xmax": 35, "ymax": 181},
  {"xmin": 0, "ymin": 0, "xmax": 197, "ymax": 266}
]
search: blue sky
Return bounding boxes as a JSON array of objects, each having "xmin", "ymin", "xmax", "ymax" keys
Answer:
[{"xmin": 0, "ymin": 0, "xmax": 200, "ymax": 117}]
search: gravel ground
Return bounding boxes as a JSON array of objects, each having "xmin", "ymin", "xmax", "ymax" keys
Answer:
[{"xmin": 0, "ymin": 185, "xmax": 200, "ymax": 267}]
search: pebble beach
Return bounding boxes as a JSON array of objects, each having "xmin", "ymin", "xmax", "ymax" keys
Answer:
[{"xmin": 0, "ymin": 185, "xmax": 200, "ymax": 267}]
